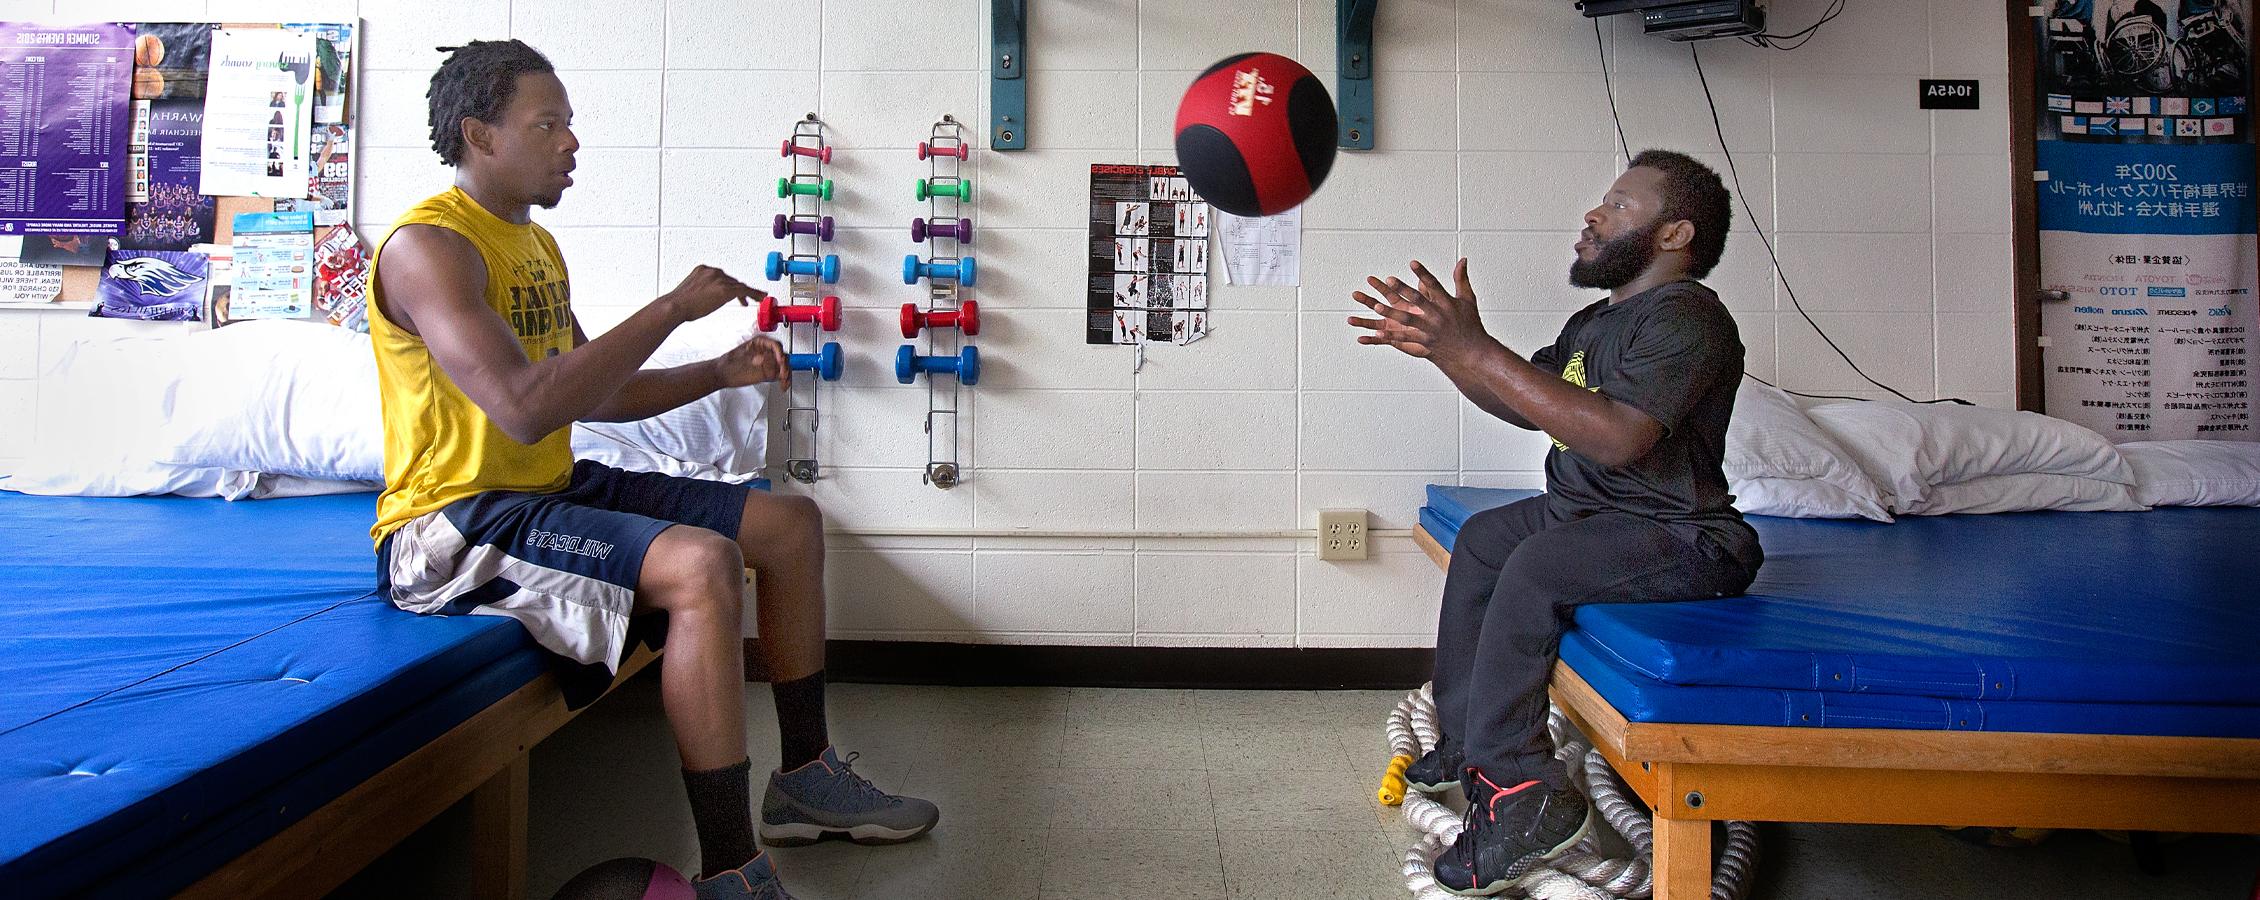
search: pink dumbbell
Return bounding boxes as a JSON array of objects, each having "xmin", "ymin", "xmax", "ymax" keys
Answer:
[
  {"xmin": 910, "ymin": 217, "xmax": 972, "ymax": 244},
  {"xmin": 901, "ymin": 300, "xmax": 979, "ymax": 338},
  {"xmin": 773, "ymin": 213, "xmax": 836, "ymax": 242},
  {"xmin": 917, "ymin": 141, "xmax": 969, "ymax": 161},
  {"xmin": 757, "ymin": 295, "xmax": 843, "ymax": 332},
  {"xmin": 781, "ymin": 139, "xmax": 833, "ymax": 163}
]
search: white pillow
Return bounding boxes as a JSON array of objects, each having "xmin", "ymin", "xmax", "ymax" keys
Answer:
[
  {"xmin": 1804, "ymin": 400, "xmax": 2134, "ymax": 512},
  {"xmin": 151, "ymin": 321, "xmax": 385, "ymax": 481},
  {"xmin": 1730, "ymin": 476, "xmax": 1895, "ymax": 521},
  {"xmin": 1903, "ymin": 402, "xmax": 2133, "ymax": 486},
  {"xmin": 0, "ymin": 331, "xmax": 262, "ymax": 499},
  {"xmin": 1723, "ymin": 381, "xmax": 1891, "ymax": 521},
  {"xmin": 251, "ymin": 474, "xmax": 383, "ymax": 499},
  {"xmin": 1800, "ymin": 401, "xmax": 1931, "ymax": 512},
  {"xmin": 2119, "ymin": 440, "xmax": 2260, "ymax": 507},
  {"xmin": 1899, "ymin": 472, "xmax": 2148, "ymax": 516},
  {"xmin": 570, "ymin": 321, "xmax": 770, "ymax": 483}
]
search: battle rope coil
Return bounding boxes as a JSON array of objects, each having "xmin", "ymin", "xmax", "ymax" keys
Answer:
[{"xmin": 1382, "ymin": 684, "xmax": 1761, "ymax": 900}]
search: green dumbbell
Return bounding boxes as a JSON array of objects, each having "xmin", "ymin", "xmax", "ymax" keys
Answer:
[
  {"xmin": 914, "ymin": 178, "xmax": 973, "ymax": 202},
  {"xmin": 778, "ymin": 177, "xmax": 835, "ymax": 201}
]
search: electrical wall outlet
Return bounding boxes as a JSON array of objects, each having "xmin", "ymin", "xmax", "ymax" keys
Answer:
[{"xmin": 1317, "ymin": 508, "xmax": 1369, "ymax": 561}]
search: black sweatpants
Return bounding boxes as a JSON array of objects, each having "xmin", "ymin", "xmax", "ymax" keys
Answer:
[{"xmin": 1434, "ymin": 494, "xmax": 1759, "ymax": 788}]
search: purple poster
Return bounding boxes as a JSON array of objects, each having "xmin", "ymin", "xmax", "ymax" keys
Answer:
[
  {"xmin": 95, "ymin": 248, "xmax": 207, "ymax": 320},
  {"xmin": 121, "ymin": 97, "xmax": 211, "ymax": 250},
  {"xmin": 0, "ymin": 23, "xmax": 134, "ymax": 236}
]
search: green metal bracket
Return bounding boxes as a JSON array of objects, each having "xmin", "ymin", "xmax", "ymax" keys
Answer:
[
  {"xmin": 992, "ymin": 0, "xmax": 1027, "ymax": 151},
  {"xmin": 1336, "ymin": 0, "xmax": 1376, "ymax": 149}
]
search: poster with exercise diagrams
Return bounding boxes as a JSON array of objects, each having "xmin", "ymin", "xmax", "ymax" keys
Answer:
[{"xmin": 1087, "ymin": 163, "xmax": 1211, "ymax": 345}]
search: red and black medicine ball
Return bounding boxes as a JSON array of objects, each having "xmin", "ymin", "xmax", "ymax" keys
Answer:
[
  {"xmin": 1173, "ymin": 52, "xmax": 1337, "ymax": 218},
  {"xmin": 549, "ymin": 857, "xmax": 694, "ymax": 900}
]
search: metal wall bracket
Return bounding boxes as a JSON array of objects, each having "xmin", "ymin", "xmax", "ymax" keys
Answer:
[
  {"xmin": 991, "ymin": 0, "xmax": 1027, "ymax": 150},
  {"xmin": 1336, "ymin": 0, "xmax": 1376, "ymax": 149}
]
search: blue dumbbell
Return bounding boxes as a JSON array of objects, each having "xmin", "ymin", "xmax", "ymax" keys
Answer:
[
  {"xmin": 788, "ymin": 342, "xmax": 844, "ymax": 381},
  {"xmin": 766, "ymin": 251, "xmax": 841, "ymax": 284},
  {"xmin": 895, "ymin": 344, "xmax": 980, "ymax": 386},
  {"xmin": 902, "ymin": 255, "xmax": 976, "ymax": 287}
]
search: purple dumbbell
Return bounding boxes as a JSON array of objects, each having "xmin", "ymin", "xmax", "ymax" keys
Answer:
[
  {"xmin": 910, "ymin": 217, "xmax": 973, "ymax": 244},
  {"xmin": 773, "ymin": 214, "xmax": 836, "ymax": 242}
]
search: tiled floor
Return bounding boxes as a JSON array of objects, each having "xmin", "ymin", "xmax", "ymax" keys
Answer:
[{"xmin": 332, "ymin": 674, "xmax": 2259, "ymax": 899}]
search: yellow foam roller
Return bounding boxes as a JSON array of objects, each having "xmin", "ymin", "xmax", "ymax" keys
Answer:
[{"xmin": 1377, "ymin": 754, "xmax": 1413, "ymax": 806}]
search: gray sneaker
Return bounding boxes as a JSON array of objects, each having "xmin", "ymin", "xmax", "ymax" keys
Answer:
[
  {"xmin": 693, "ymin": 851, "xmax": 796, "ymax": 900},
  {"xmin": 759, "ymin": 746, "xmax": 940, "ymax": 846}
]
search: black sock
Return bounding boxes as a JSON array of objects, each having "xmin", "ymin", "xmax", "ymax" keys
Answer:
[
  {"xmin": 771, "ymin": 670, "xmax": 830, "ymax": 770},
  {"xmin": 681, "ymin": 758, "xmax": 756, "ymax": 879}
]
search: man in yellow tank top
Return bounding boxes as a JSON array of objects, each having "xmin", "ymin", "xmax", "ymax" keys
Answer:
[{"xmin": 368, "ymin": 41, "xmax": 933, "ymax": 898}]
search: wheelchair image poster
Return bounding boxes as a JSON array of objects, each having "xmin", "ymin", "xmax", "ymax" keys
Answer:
[{"xmin": 2033, "ymin": 0, "xmax": 2255, "ymax": 441}]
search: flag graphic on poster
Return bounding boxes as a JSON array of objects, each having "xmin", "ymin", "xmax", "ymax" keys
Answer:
[
  {"xmin": 95, "ymin": 249, "xmax": 208, "ymax": 320},
  {"xmin": 2032, "ymin": 0, "xmax": 2256, "ymax": 441}
]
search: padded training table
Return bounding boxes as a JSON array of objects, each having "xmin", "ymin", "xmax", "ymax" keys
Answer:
[
  {"xmin": 1413, "ymin": 485, "xmax": 2260, "ymax": 900},
  {"xmin": 0, "ymin": 492, "xmax": 660, "ymax": 900}
]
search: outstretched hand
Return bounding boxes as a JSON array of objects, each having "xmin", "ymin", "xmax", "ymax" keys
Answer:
[
  {"xmin": 1347, "ymin": 258, "xmax": 1495, "ymax": 365},
  {"xmin": 711, "ymin": 334, "xmax": 792, "ymax": 390},
  {"xmin": 664, "ymin": 265, "xmax": 765, "ymax": 323}
]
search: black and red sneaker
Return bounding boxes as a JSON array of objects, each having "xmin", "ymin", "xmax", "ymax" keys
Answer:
[
  {"xmin": 1405, "ymin": 743, "xmax": 1465, "ymax": 792},
  {"xmin": 1431, "ymin": 769, "xmax": 1594, "ymax": 896}
]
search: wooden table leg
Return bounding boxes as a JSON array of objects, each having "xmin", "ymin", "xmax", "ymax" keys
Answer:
[
  {"xmin": 470, "ymin": 754, "xmax": 531, "ymax": 900},
  {"xmin": 1652, "ymin": 814, "xmax": 1711, "ymax": 900}
]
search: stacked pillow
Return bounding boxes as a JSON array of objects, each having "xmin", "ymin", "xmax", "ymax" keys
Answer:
[
  {"xmin": 2, "ymin": 320, "xmax": 770, "ymax": 499},
  {"xmin": 1722, "ymin": 380, "xmax": 1893, "ymax": 521},
  {"xmin": 2117, "ymin": 440, "xmax": 2260, "ymax": 507},
  {"xmin": 1799, "ymin": 398, "xmax": 2144, "ymax": 515},
  {"xmin": 1722, "ymin": 381, "xmax": 2181, "ymax": 518}
]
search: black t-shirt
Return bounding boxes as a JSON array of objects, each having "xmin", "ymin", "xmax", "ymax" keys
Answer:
[{"xmin": 1529, "ymin": 280, "xmax": 1760, "ymax": 569}]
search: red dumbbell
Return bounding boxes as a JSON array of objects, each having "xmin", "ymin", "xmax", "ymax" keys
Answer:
[
  {"xmin": 781, "ymin": 139, "xmax": 833, "ymax": 163},
  {"xmin": 917, "ymin": 141, "xmax": 969, "ymax": 161},
  {"xmin": 758, "ymin": 295, "xmax": 843, "ymax": 332},
  {"xmin": 901, "ymin": 300, "xmax": 979, "ymax": 338}
]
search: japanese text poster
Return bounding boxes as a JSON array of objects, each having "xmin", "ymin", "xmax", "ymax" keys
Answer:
[{"xmin": 2034, "ymin": 0, "xmax": 2254, "ymax": 440}]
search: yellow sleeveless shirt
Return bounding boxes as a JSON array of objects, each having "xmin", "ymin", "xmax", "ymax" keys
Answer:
[{"xmin": 368, "ymin": 186, "xmax": 576, "ymax": 544}]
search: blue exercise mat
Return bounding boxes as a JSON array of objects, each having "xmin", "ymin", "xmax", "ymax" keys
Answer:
[
  {"xmin": 0, "ymin": 492, "xmax": 538, "ymax": 898},
  {"xmin": 1420, "ymin": 485, "xmax": 2260, "ymax": 713}
]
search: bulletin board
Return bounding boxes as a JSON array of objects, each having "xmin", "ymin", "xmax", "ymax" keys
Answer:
[{"xmin": 0, "ymin": 19, "xmax": 365, "ymax": 330}]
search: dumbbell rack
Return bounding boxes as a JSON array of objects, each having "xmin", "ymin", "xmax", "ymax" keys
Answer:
[
  {"xmin": 900, "ymin": 115, "xmax": 979, "ymax": 489},
  {"xmin": 769, "ymin": 114, "xmax": 844, "ymax": 485}
]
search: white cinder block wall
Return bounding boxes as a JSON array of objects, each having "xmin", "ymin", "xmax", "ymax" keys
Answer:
[{"xmin": 0, "ymin": 0, "xmax": 2014, "ymax": 648}]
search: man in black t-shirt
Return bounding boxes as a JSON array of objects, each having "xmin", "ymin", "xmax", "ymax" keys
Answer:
[{"xmin": 1349, "ymin": 149, "xmax": 1762, "ymax": 896}]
